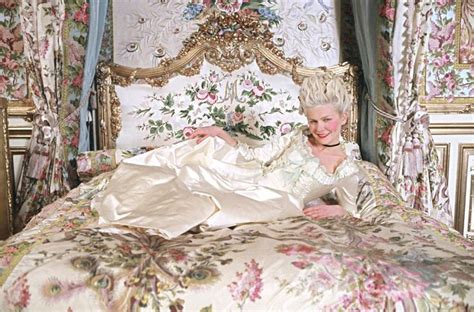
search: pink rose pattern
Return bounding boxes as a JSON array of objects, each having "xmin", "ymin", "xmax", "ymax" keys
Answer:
[
  {"xmin": 375, "ymin": 1, "xmax": 472, "ymax": 194},
  {"xmin": 131, "ymin": 70, "xmax": 302, "ymax": 143},
  {"xmin": 182, "ymin": 126, "xmax": 195, "ymax": 138},
  {"xmin": 276, "ymin": 240, "xmax": 431, "ymax": 311},
  {"xmin": 5, "ymin": 274, "xmax": 31, "ymax": 310},
  {"xmin": 374, "ymin": 1, "xmax": 453, "ymax": 229},
  {"xmin": 76, "ymin": 149, "xmax": 117, "ymax": 182},
  {"xmin": 75, "ymin": 147, "xmax": 153, "ymax": 182},
  {"xmin": 270, "ymin": 162, "xmax": 471, "ymax": 309},
  {"xmin": 228, "ymin": 259, "xmax": 263, "ymax": 308},
  {"xmin": 216, "ymin": 0, "xmax": 243, "ymax": 14},
  {"xmin": 425, "ymin": 1, "xmax": 473, "ymax": 100},
  {"xmin": 0, "ymin": 3, "xmax": 27, "ymax": 99},
  {"xmin": 73, "ymin": 3, "xmax": 89, "ymax": 24},
  {"xmin": 61, "ymin": 0, "xmax": 90, "ymax": 163},
  {"xmin": 183, "ymin": 0, "xmax": 280, "ymax": 26},
  {"xmin": 375, "ymin": 0, "xmax": 397, "ymax": 174}
]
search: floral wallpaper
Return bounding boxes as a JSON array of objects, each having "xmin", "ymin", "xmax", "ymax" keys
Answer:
[
  {"xmin": 113, "ymin": 0, "xmax": 340, "ymax": 68},
  {"xmin": 0, "ymin": 1, "xmax": 27, "ymax": 100},
  {"xmin": 423, "ymin": 0, "xmax": 474, "ymax": 101}
]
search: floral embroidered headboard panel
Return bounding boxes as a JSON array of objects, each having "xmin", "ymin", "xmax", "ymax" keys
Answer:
[
  {"xmin": 97, "ymin": 11, "xmax": 358, "ymax": 149},
  {"xmin": 111, "ymin": 61, "xmax": 308, "ymax": 149}
]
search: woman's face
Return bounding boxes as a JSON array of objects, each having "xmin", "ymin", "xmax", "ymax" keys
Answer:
[{"xmin": 306, "ymin": 104, "xmax": 347, "ymax": 146}]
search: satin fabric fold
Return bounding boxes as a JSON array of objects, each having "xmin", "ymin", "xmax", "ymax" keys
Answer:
[{"xmin": 92, "ymin": 137, "xmax": 303, "ymax": 239}]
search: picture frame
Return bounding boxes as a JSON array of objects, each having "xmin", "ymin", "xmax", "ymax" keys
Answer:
[{"xmin": 7, "ymin": 99, "xmax": 35, "ymax": 121}]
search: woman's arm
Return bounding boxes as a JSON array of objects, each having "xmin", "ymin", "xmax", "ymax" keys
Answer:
[
  {"xmin": 303, "ymin": 175, "xmax": 360, "ymax": 220},
  {"xmin": 190, "ymin": 126, "xmax": 297, "ymax": 165}
]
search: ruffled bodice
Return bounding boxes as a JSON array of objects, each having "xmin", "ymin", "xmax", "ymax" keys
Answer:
[{"xmin": 236, "ymin": 127, "xmax": 360, "ymax": 211}]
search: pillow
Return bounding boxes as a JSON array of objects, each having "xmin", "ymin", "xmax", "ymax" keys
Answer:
[{"xmin": 76, "ymin": 147, "xmax": 150, "ymax": 182}]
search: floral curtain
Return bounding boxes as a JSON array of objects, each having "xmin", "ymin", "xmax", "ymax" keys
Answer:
[
  {"xmin": 60, "ymin": 0, "xmax": 89, "ymax": 185},
  {"xmin": 15, "ymin": 0, "xmax": 89, "ymax": 230},
  {"xmin": 375, "ymin": 0, "xmax": 452, "ymax": 225},
  {"xmin": 16, "ymin": 0, "xmax": 68, "ymax": 229}
]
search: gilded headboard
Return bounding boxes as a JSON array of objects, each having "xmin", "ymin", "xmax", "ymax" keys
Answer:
[{"xmin": 96, "ymin": 13, "xmax": 358, "ymax": 149}]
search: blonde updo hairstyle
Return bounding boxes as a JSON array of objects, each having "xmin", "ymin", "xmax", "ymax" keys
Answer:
[{"xmin": 299, "ymin": 73, "xmax": 350, "ymax": 115}]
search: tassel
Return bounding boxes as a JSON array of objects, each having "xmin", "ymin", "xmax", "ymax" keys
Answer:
[
  {"xmin": 412, "ymin": 133, "xmax": 423, "ymax": 174},
  {"xmin": 403, "ymin": 136, "xmax": 416, "ymax": 178}
]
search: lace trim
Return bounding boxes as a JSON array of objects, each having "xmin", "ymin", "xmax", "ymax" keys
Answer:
[
  {"xmin": 300, "ymin": 133, "xmax": 359, "ymax": 185},
  {"xmin": 237, "ymin": 128, "xmax": 359, "ymax": 186},
  {"xmin": 288, "ymin": 159, "xmax": 359, "ymax": 201},
  {"xmin": 307, "ymin": 159, "xmax": 358, "ymax": 185}
]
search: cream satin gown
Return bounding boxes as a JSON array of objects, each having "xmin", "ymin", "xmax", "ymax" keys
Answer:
[{"xmin": 92, "ymin": 128, "xmax": 361, "ymax": 239}]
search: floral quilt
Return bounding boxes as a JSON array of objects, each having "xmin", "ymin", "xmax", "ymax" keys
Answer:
[{"xmin": 0, "ymin": 162, "xmax": 473, "ymax": 311}]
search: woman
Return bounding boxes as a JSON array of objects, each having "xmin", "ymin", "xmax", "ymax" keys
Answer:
[
  {"xmin": 190, "ymin": 73, "xmax": 358, "ymax": 221},
  {"xmin": 92, "ymin": 73, "xmax": 362, "ymax": 238}
]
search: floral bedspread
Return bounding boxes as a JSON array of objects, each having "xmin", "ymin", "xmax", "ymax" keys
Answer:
[{"xmin": 0, "ymin": 162, "xmax": 473, "ymax": 311}]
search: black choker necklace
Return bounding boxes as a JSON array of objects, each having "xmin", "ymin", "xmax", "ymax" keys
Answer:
[{"xmin": 322, "ymin": 142, "xmax": 341, "ymax": 147}]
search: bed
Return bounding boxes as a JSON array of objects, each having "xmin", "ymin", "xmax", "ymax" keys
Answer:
[{"xmin": 1, "ymin": 12, "xmax": 473, "ymax": 311}]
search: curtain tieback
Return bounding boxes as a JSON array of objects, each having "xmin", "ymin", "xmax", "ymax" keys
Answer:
[
  {"xmin": 367, "ymin": 95, "xmax": 430, "ymax": 179},
  {"xmin": 367, "ymin": 95, "xmax": 430, "ymax": 132},
  {"xmin": 366, "ymin": 94, "xmax": 404, "ymax": 122},
  {"xmin": 34, "ymin": 111, "xmax": 58, "ymax": 145}
]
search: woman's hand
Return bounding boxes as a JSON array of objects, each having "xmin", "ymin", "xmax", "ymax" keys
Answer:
[
  {"xmin": 303, "ymin": 204, "xmax": 348, "ymax": 220},
  {"xmin": 189, "ymin": 126, "xmax": 237, "ymax": 146}
]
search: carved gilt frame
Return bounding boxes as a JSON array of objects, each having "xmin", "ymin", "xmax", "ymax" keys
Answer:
[
  {"xmin": 7, "ymin": 99, "xmax": 34, "ymax": 143},
  {"xmin": 96, "ymin": 12, "xmax": 359, "ymax": 149},
  {"xmin": 0, "ymin": 98, "xmax": 13, "ymax": 239},
  {"xmin": 6, "ymin": 99, "xmax": 35, "ymax": 122},
  {"xmin": 6, "ymin": 99, "xmax": 34, "ymax": 203},
  {"xmin": 429, "ymin": 123, "xmax": 474, "ymax": 136}
]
